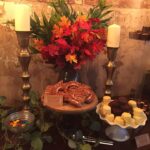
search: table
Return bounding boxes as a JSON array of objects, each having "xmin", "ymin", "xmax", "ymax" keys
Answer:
[
  {"xmin": 43, "ymin": 119, "xmax": 150, "ymax": 150},
  {"xmin": 41, "ymin": 91, "xmax": 150, "ymax": 149}
]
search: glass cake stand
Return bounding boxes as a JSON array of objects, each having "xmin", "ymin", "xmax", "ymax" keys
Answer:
[
  {"xmin": 42, "ymin": 92, "xmax": 98, "ymax": 114},
  {"xmin": 42, "ymin": 92, "xmax": 98, "ymax": 139},
  {"xmin": 105, "ymin": 125, "xmax": 130, "ymax": 142}
]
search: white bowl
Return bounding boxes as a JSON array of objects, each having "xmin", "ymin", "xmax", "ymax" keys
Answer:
[{"xmin": 96, "ymin": 103, "xmax": 147, "ymax": 129}]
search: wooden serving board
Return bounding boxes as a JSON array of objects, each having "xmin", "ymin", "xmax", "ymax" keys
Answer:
[{"xmin": 41, "ymin": 93, "xmax": 98, "ymax": 114}]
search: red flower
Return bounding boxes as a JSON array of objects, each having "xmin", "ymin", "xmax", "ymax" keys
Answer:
[
  {"xmin": 70, "ymin": 46, "xmax": 79, "ymax": 53},
  {"xmin": 89, "ymin": 18, "xmax": 100, "ymax": 23},
  {"xmin": 71, "ymin": 23, "xmax": 78, "ymax": 33},
  {"xmin": 79, "ymin": 21, "xmax": 91, "ymax": 30},
  {"xmin": 84, "ymin": 49, "xmax": 92, "ymax": 56},
  {"xmin": 35, "ymin": 16, "xmax": 106, "ymax": 70},
  {"xmin": 47, "ymin": 44, "xmax": 59, "ymax": 56},
  {"xmin": 56, "ymin": 56, "xmax": 65, "ymax": 68},
  {"xmin": 55, "ymin": 38, "xmax": 70, "ymax": 50},
  {"xmin": 40, "ymin": 46, "xmax": 49, "ymax": 59},
  {"xmin": 81, "ymin": 32, "xmax": 93, "ymax": 42},
  {"xmin": 63, "ymin": 28, "xmax": 72, "ymax": 36}
]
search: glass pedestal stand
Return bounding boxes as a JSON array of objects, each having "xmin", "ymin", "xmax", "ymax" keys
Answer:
[
  {"xmin": 55, "ymin": 113, "xmax": 84, "ymax": 140},
  {"xmin": 105, "ymin": 125, "xmax": 130, "ymax": 142},
  {"xmin": 96, "ymin": 103, "xmax": 140, "ymax": 143},
  {"xmin": 42, "ymin": 92, "xmax": 98, "ymax": 139}
]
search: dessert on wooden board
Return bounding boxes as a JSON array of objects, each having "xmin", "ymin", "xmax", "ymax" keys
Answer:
[{"xmin": 44, "ymin": 81, "xmax": 98, "ymax": 107}]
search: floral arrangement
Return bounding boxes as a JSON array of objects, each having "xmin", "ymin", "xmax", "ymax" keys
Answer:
[{"xmin": 31, "ymin": 0, "xmax": 112, "ymax": 70}]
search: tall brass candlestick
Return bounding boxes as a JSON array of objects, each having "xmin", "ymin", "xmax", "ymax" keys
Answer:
[
  {"xmin": 105, "ymin": 47, "xmax": 118, "ymax": 96},
  {"xmin": 16, "ymin": 31, "xmax": 31, "ymax": 109}
]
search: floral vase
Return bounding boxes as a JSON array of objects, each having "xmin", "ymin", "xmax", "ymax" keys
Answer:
[{"xmin": 59, "ymin": 67, "xmax": 80, "ymax": 82}]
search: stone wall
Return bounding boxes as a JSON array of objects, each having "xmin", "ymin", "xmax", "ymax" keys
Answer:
[{"xmin": 0, "ymin": 0, "xmax": 150, "ymax": 105}]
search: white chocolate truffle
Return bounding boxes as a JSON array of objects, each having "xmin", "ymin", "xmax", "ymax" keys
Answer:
[
  {"xmin": 105, "ymin": 114, "xmax": 115, "ymax": 122},
  {"xmin": 121, "ymin": 112, "xmax": 132, "ymax": 125},
  {"xmin": 114, "ymin": 116, "xmax": 124, "ymax": 126},
  {"xmin": 133, "ymin": 116, "xmax": 144, "ymax": 124},
  {"xmin": 133, "ymin": 107, "xmax": 145, "ymax": 117},
  {"xmin": 99, "ymin": 104, "xmax": 104, "ymax": 115},
  {"xmin": 102, "ymin": 105, "xmax": 111, "ymax": 116},
  {"xmin": 128, "ymin": 100, "xmax": 137, "ymax": 108},
  {"xmin": 102, "ymin": 96, "xmax": 111, "ymax": 104},
  {"xmin": 130, "ymin": 118, "xmax": 137, "ymax": 127}
]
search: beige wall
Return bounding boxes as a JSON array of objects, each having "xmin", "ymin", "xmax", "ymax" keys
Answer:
[{"xmin": 0, "ymin": 0, "xmax": 150, "ymax": 105}]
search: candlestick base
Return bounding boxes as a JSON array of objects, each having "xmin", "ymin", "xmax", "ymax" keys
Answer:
[{"xmin": 105, "ymin": 125, "xmax": 130, "ymax": 142}]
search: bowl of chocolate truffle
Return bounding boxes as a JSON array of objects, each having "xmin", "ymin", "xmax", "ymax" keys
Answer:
[
  {"xmin": 5, "ymin": 110, "xmax": 35, "ymax": 133},
  {"xmin": 96, "ymin": 96, "xmax": 147, "ymax": 142}
]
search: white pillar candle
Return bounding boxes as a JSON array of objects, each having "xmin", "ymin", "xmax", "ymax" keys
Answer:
[
  {"xmin": 107, "ymin": 24, "xmax": 121, "ymax": 48},
  {"xmin": 15, "ymin": 4, "xmax": 31, "ymax": 31}
]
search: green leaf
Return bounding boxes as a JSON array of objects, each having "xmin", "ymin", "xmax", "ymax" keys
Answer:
[
  {"xmin": 29, "ymin": 46, "xmax": 40, "ymax": 54},
  {"xmin": 100, "ymin": 10, "xmax": 113, "ymax": 19},
  {"xmin": 87, "ymin": 0, "xmax": 112, "ymax": 26},
  {"xmin": 4, "ymin": 143, "xmax": 14, "ymax": 149},
  {"xmin": 1, "ymin": 118, "xmax": 7, "ymax": 130},
  {"xmin": 103, "ymin": 5, "xmax": 112, "ymax": 10},
  {"xmin": 0, "ymin": 96, "xmax": 6, "ymax": 105},
  {"xmin": 20, "ymin": 132, "xmax": 31, "ymax": 142},
  {"xmin": 0, "ymin": 109, "xmax": 8, "ymax": 118},
  {"xmin": 80, "ymin": 144, "xmax": 92, "ymax": 150},
  {"xmin": 31, "ymin": 131, "xmax": 41, "ymax": 138},
  {"xmin": 29, "ymin": 91, "xmax": 40, "ymax": 107},
  {"xmin": 30, "ymin": 18, "xmax": 37, "ymax": 29},
  {"xmin": 89, "ymin": 121, "xmax": 101, "ymax": 132},
  {"xmin": 101, "ymin": 17, "xmax": 112, "ymax": 23},
  {"xmin": 33, "ymin": 12, "xmax": 40, "ymax": 25},
  {"xmin": 68, "ymin": 139, "xmax": 77, "ymax": 149},
  {"xmin": 43, "ymin": 135, "xmax": 53, "ymax": 143},
  {"xmin": 41, "ymin": 122, "xmax": 51, "ymax": 132},
  {"xmin": 17, "ymin": 147, "xmax": 23, "ymax": 150},
  {"xmin": 36, "ymin": 120, "xmax": 52, "ymax": 133},
  {"xmin": 81, "ymin": 119, "xmax": 90, "ymax": 127},
  {"xmin": 49, "ymin": 0, "xmax": 77, "ymax": 22},
  {"xmin": 42, "ymin": 13, "xmax": 49, "ymax": 27},
  {"xmin": 31, "ymin": 137, "xmax": 43, "ymax": 150}
]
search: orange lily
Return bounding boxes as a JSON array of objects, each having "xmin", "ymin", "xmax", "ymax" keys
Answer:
[
  {"xmin": 76, "ymin": 15, "xmax": 87, "ymax": 22},
  {"xmin": 65, "ymin": 54, "xmax": 78, "ymax": 64},
  {"xmin": 81, "ymin": 32, "xmax": 93, "ymax": 42},
  {"xmin": 52, "ymin": 24, "xmax": 63, "ymax": 38},
  {"xmin": 58, "ymin": 16, "xmax": 71, "ymax": 28},
  {"xmin": 33, "ymin": 39, "xmax": 44, "ymax": 51}
]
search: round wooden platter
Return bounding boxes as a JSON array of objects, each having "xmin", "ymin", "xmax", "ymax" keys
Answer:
[{"xmin": 41, "ymin": 93, "xmax": 98, "ymax": 114}]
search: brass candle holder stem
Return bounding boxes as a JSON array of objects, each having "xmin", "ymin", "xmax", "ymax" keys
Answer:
[
  {"xmin": 16, "ymin": 31, "xmax": 31, "ymax": 110},
  {"xmin": 105, "ymin": 47, "xmax": 118, "ymax": 96},
  {"xmin": 4, "ymin": 32, "xmax": 35, "ymax": 133}
]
